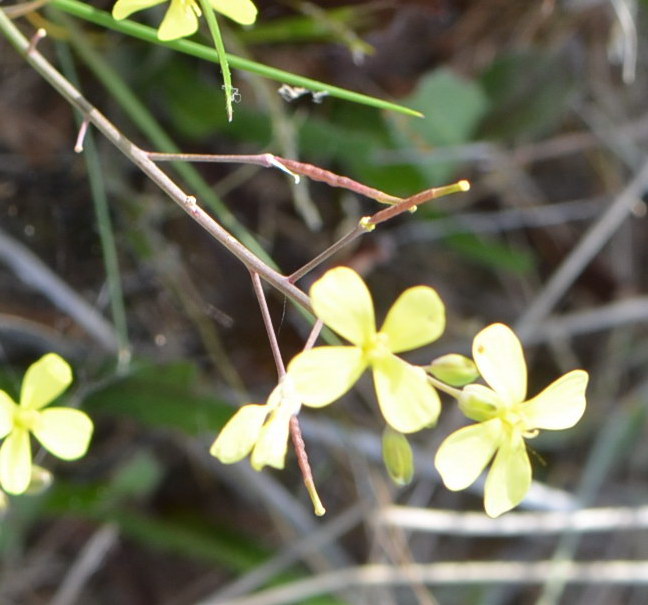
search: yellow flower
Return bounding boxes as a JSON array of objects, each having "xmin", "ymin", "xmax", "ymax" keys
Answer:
[
  {"xmin": 288, "ymin": 267, "xmax": 445, "ymax": 433},
  {"xmin": 112, "ymin": 0, "xmax": 258, "ymax": 41},
  {"xmin": 210, "ymin": 375, "xmax": 301, "ymax": 471},
  {"xmin": 435, "ymin": 323, "xmax": 588, "ymax": 517},
  {"xmin": 0, "ymin": 354, "xmax": 93, "ymax": 495}
]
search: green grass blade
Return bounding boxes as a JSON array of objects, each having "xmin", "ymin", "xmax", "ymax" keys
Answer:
[
  {"xmin": 197, "ymin": 0, "xmax": 234, "ymax": 121},
  {"xmin": 51, "ymin": 0, "xmax": 423, "ymax": 117}
]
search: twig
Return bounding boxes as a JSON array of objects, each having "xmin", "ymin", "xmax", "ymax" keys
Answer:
[
  {"xmin": 250, "ymin": 271, "xmax": 285, "ymax": 378},
  {"xmin": 515, "ymin": 157, "xmax": 648, "ymax": 340},
  {"xmin": 203, "ymin": 503, "xmax": 367, "ymax": 602},
  {"xmin": 0, "ymin": 10, "xmax": 313, "ymax": 313},
  {"xmin": 198, "ymin": 561, "xmax": 648, "ymax": 605},
  {"xmin": 375, "ymin": 505, "xmax": 648, "ymax": 536},
  {"xmin": 50, "ymin": 524, "xmax": 119, "ymax": 605},
  {"xmin": 0, "ymin": 228, "xmax": 119, "ymax": 352}
]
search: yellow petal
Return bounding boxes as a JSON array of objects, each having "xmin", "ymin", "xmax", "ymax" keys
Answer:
[
  {"xmin": 158, "ymin": 0, "xmax": 200, "ymax": 41},
  {"xmin": 251, "ymin": 409, "xmax": 291, "ymax": 471},
  {"xmin": 380, "ymin": 286, "xmax": 445, "ymax": 353},
  {"xmin": 310, "ymin": 267, "xmax": 375, "ymax": 346},
  {"xmin": 484, "ymin": 430, "xmax": 531, "ymax": 518},
  {"xmin": 522, "ymin": 369, "xmax": 588, "ymax": 430},
  {"xmin": 20, "ymin": 353, "xmax": 72, "ymax": 410},
  {"xmin": 288, "ymin": 346, "xmax": 366, "ymax": 407},
  {"xmin": 112, "ymin": 0, "xmax": 166, "ymax": 20},
  {"xmin": 434, "ymin": 419, "xmax": 502, "ymax": 491},
  {"xmin": 473, "ymin": 323, "xmax": 526, "ymax": 406},
  {"xmin": 0, "ymin": 429, "xmax": 32, "ymax": 495},
  {"xmin": 209, "ymin": 0, "xmax": 257, "ymax": 24},
  {"xmin": 32, "ymin": 408, "xmax": 93, "ymax": 460},
  {"xmin": 0, "ymin": 391, "xmax": 16, "ymax": 438},
  {"xmin": 210, "ymin": 404, "xmax": 269, "ymax": 463},
  {"xmin": 372, "ymin": 355, "xmax": 440, "ymax": 433}
]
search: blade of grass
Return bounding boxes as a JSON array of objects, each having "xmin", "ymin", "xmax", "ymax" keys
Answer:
[
  {"xmin": 50, "ymin": 0, "xmax": 423, "ymax": 118},
  {"xmin": 53, "ymin": 39, "xmax": 131, "ymax": 368},
  {"xmin": 197, "ymin": 0, "xmax": 234, "ymax": 122}
]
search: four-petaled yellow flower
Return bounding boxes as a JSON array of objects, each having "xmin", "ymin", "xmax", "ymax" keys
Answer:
[
  {"xmin": 0, "ymin": 354, "xmax": 93, "ymax": 495},
  {"xmin": 210, "ymin": 375, "xmax": 301, "ymax": 470},
  {"xmin": 287, "ymin": 267, "xmax": 445, "ymax": 433},
  {"xmin": 112, "ymin": 0, "xmax": 258, "ymax": 41},
  {"xmin": 435, "ymin": 323, "xmax": 588, "ymax": 518}
]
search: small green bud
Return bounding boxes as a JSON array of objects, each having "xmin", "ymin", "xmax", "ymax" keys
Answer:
[
  {"xmin": 428, "ymin": 354, "xmax": 479, "ymax": 387},
  {"xmin": 458, "ymin": 385, "xmax": 501, "ymax": 422},
  {"xmin": 382, "ymin": 427, "xmax": 414, "ymax": 486}
]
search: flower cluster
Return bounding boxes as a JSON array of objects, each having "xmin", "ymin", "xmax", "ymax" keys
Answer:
[
  {"xmin": 211, "ymin": 266, "xmax": 589, "ymax": 518},
  {"xmin": 0, "ymin": 354, "xmax": 93, "ymax": 497},
  {"xmin": 112, "ymin": 0, "xmax": 258, "ymax": 41}
]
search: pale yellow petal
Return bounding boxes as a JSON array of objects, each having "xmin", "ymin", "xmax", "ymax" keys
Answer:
[
  {"xmin": 210, "ymin": 404, "xmax": 269, "ymax": 463},
  {"xmin": 0, "ymin": 429, "xmax": 32, "ymax": 495},
  {"xmin": 473, "ymin": 323, "xmax": 526, "ymax": 405},
  {"xmin": 251, "ymin": 409, "xmax": 291, "ymax": 471},
  {"xmin": 434, "ymin": 419, "xmax": 502, "ymax": 491},
  {"xmin": 158, "ymin": 0, "xmax": 200, "ymax": 41},
  {"xmin": 209, "ymin": 0, "xmax": 257, "ymax": 24},
  {"xmin": 32, "ymin": 408, "xmax": 93, "ymax": 460},
  {"xmin": 20, "ymin": 353, "xmax": 72, "ymax": 410},
  {"xmin": 0, "ymin": 391, "xmax": 16, "ymax": 438},
  {"xmin": 112, "ymin": 0, "xmax": 166, "ymax": 20},
  {"xmin": 380, "ymin": 286, "xmax": 445, "ymax": 353},
  {"xmin": 372, "ymin": 355, "xmax": 440, "ymax": 433},
  {"xmin": 484, "ymin": 430, "xmax": 531, "ymax": 518},
  {"xmin": 288, "ymin": 346, "xmax": 366, "ymax": 407},
  {"xmin": 522, "ymin": 369, "xmax": 588, "ymax": 430},
  {"xmin": 310, "ymin": 267, "xmax": 375, "ymax": 346}
]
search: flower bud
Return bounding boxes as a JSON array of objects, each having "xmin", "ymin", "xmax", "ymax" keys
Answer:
[
  {"xmin": 382, "ymin": 427, "xmax": 414, "ymax": 486},
  {"xmin": 428, "ymin": 354, "xmax": 478, "ymax": 386}
]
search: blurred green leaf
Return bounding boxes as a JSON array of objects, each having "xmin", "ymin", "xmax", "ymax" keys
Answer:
[
  {"xmin": 479, "ymin": 51, "xmax": 576, "ymax": 141},
  {"xmin": 390, "ymin": 68, "xmax": 489, "ymax": 183},
  {"xmin": 83, "ymin": 361, "xmax": 232, "ymax": 435},
  {"xmin": 447, "ymin": 233, "xmax": 535, "ymax": 274}
]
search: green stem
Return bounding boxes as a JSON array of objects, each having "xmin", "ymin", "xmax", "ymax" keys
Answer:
[
  {"xmin": 197, "ymin": 0, "xmax": 233, "ymax": 122},
  {"xmin": 54, "ymin": 40, "xmax": 131, "ymax": 367},
  {"xmin": 426, "ymin": 374, "xmax": 463, "ymax": 400},
  {"xmin": 50, "ymin": 0, "xmax": 423, "ymax": 118}
]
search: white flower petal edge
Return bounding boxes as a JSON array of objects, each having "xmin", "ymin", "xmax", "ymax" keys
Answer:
[
  {"xmin": 435, "ymin": 419, "xmax": 502, "ymax": 491},
  {"xmin": 380, "ymin": 286, "xmax": 445, "ymax": 354},
  {"xmin": 20, "ymin": 353, "xmax": 72, "ymax": 410},
  {"xmin": 210, "ymin": 405, "xmax": 269, "ymax": 463},
  {"xmin": 112, "ymin": 0, "xmax": 166, "ymax": 20},
  {"xmin": 310, "ymin": 267, "xmax": 376, "ymax": 346},
  {"xmin": 0, "ymin": 429, "xmax": 32, "ymax": 495},
  {"xmin": 484, "ymin": 431, "xmax": 531, "ymax": 518},
  {"xmin": 473, "ymin": 324, "xmax": 526, "ymax": 406},
  {"xmin": 33, "ymin": 408, "xmax": 93, "ymax": 460},
  {"xmin": 522, "ymin": 369, "xmax": 588, "ymax": 430},
  {"xmin": 288, "ymin": 346, "xmax": 366, "ymax": 407},
  {"xmin": 210, "ymin": 0, "xmax": 257, "ymax": 25},
  {"xmin": 372, "ymin": 355, "xmax": 441, "ymax": 433}
]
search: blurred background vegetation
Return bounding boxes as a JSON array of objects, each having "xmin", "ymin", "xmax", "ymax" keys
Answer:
[{"xmin": 2, "ymin": 0, "xmax": 648, "ymax": 603}]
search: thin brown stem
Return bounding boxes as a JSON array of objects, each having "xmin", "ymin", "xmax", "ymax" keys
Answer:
[
  {"xmin": 290, "ymin": 416, "xmax": 325, "ymax": 516},
  {"xmin": 148, "ymin": 151, "xmax": 403, "ymax": 205},
  {"xmin": 303, "ymin": 319, "xmax": 324, "ymax": 351},
  {"xmin": 288, "ymin": 223, "xmax": 367, "ymax": 283},
  {"xmin": 369, "ymin": 180, "xmax": 470, "ymax": 227},
  {"xmin": 250, "ymin": 270, "xmax": 285, "ymax": 378},
  {"xmin": 0, "ymin": 12, "xmax": 313, "ymax": 313}
]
